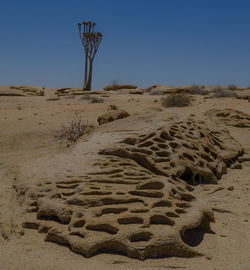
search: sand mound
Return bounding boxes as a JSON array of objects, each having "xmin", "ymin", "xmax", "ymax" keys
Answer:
[
  {"xmin": 205, "ymin": 109, "xmax": 250, "ymax": 128},
  {"xmin": 21, "ymin": 119, "xmax": 243, "ymax": 260}
]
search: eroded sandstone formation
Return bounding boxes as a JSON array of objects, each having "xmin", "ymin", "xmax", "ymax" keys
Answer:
[
  {"xmin": 22, "ymin": 119, "xmax": 243, "ymax": 260},
  {"xmin": 97, "ymin": 110, "xmax": 130, "ymax": 125},
  {"xmin": 205, "ymin": 109, "xmax": 250, "ymax": 128}
]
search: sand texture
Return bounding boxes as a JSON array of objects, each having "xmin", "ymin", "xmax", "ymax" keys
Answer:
[{"xmin": 0, "ymin": 86, "xmax": 250, "ymax": 269}]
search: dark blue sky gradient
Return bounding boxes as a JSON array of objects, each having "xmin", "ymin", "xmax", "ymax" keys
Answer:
[{"xmin": 0, "ymin": 0, "xmax": 250, "ymax": 89}]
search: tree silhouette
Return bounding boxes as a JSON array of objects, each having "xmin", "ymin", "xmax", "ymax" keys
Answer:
[{"xmin": 78, "ymin": 21, "xmax": 103, "ymax": 91}]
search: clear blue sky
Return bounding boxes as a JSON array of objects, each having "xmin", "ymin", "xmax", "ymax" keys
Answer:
[{"xmin": 1, "ymin": 0, "xmax": 250, "ymax": 89}]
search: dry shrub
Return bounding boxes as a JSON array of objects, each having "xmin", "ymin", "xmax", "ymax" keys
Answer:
[
  {"xmin": 212, "ymin": 87, "xmax": 236, "ymax": 98},
  {"xmin": 81, "ymin": 95, "xmax": 104, "ymax": 103},
  {"xmin": 189, "ymin": 84, "xmax": 207, "ymax": 95},
  {"xmin": 89, "ymin": 97, "xmax": 104, "ymax": 103},
  {"xmin": 57, "ymin": 118, "xmax": 94, "ymax": 143},
  {"xmin": 161, "ymin": 93, "xmax": 191, "ymax": 107},
  {"xmin": 227, "ymin": 84, "xmax": 238, "ymax": 91},
  {"xmin": 104, "ymin": 84, "xmax": 137, "ymax": 91},
  {"xmin": 108, "ymin": 104, "xmax": 119, "ymax": 110}
]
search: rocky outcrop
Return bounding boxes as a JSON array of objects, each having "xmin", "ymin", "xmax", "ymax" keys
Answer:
[
  {"xmin": 22, "ymin": 119, "xmax": 243, "ymax": 260},
  {"xmin": 104, "ymin": 85, "xmax": 137, "ymax": 91},
  {"xmin": 0, "ymin": 86, "xmax": 44, "ymax": 96},
  {"xmin": 205, "ymin": 109, "xmax": 250, "ymax": 128},
  {"xmin": 97, "ymin": 110, "xmax": 130, "ymax": 125}
]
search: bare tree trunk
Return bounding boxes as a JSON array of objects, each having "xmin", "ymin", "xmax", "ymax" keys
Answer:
[
  {"xmin": 83, "ymin": 54, "xmax": 88, "ymax": 90},
  {"xmin": 85, "ymin": 59, "xmax": 93, "ymax": 91}
]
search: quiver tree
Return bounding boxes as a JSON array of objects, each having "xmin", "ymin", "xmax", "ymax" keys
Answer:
[{"xmin": 78, "ymin": 21, "xmax": 103, "ymax": 91}]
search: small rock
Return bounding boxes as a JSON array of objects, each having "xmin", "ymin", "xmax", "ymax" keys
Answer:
[
  {"xmin": 231, "ymin": 163, "xmax": 242, "ymax": 169},
  {"xmin": 227, "ymin": 186, "xmax": 234, "ymax": 191},
  {"xmin": 97, "ymin": 110, "xmax": 130, "ymax": 125}
]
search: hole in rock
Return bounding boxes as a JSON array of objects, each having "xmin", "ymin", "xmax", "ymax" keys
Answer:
[
  {"xmin": 170, "ymin": 162, "xmax": 175, "ymax": 168},
  {"xmin": 180, "ymin": 193, "xmax": 195, "ymax": 202},
  {"xmin": 179, "ymin": 167, "xmax": 195, "ymax": 185},
  {"xmin": 150, "ymin": 215, "xmax": 175, "ymax": 226},
  {"xmin": 176, "ymin": 202, "xmax": 191, "ymax": 208},
  {"xmin": 72, "ymin": 219, "xmax": 85, "ymax": 227},
  {"xmin": 138, "ymin": 141, "xmax": 154, "ymax": 148},
  {"xmin": 156, "ymin": 151, "xmax": 170, "ymax": 157},
  {"xmin": 183, "ymin": 153, "xmax": 195, "ymax": 162},
  {"xmin": 181, "ymin": 220, "xmax": 214, "ymax": 247},
  {"xmin": 129, "ymin": 232, "xmax": 152, "ymax": 242},
  {"xmin": 169, "ymin": 130, "xmax": 175, "ymax": 136},
  {"xmin": 118, "ymin": 217, "xmax": 144, "ymax": 224},
  {"xmin": 130, "ymin": 148, "xmax": 153, "ymax": 155},
  {"xmin": 37, "ymin": 214, "xmax": 69, "ymax": 224},
  {"xmin": 157, "ymin": 143, "xmax": 168, "ymax": 149},
  {"xmin": 160, "ymin": 131, "xmax": 173, "ymax": 141},
  {"xmin": 130, "ymin": 209, "xmax": 149, "ymax": 213},
  {"xmin": 137, "ymin": 181, "xmax": 164, "ymax": 190},
  {"xmin": 122, "ymin": 137, "xmax": 137, "ymax": 145},
  {"xmin": 169, "ymin": 142, "xmax": 178, "ymax": 149},
  {"xmin": 200, "ymin": 132, "xmax": 205, "ymax": 138},
  {"xmin": 86, "ymin": 224, "xmax": 118, "ymax": 234},
  {"xmin": 210, "ymin": 152, "xmax": 218, "ymax": 159},
  {"xmin": 69, "ymin": 231, "xmax": 85, "ymax": 238},
  {"xmin": 100, "ymin": 207, "xmax": 128, "ymax": 216},
  {"xmin": 152, "ymin": 200, "xmax": 172, "ymax": 208},
  {"xmin": 165, "ymin": 211, "xmax": 179, "ymax": 218},
  {"xmin": 150, "ymin": 146, "xmax": 160, "ymax": 151},
  {"xmin": 153, "ymin": 137, "xmax": 165, "ymax": 143},
  {"xmin": 129, "ymin": 190, "xmax": 163, "ymax": 198},
  {"xmin": 138, "ymin": 132, "xmax": 156, "ymax": 143},
  {"xmin": 175, "ymin": 208, "xmax": 186, "ymax": 214}
]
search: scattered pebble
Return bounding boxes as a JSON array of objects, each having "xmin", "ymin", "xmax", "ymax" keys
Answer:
[{"xmin": 227, "ymin": 186, "xmax": 234, "ymax": 191}]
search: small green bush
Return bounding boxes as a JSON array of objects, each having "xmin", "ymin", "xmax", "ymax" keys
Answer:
[{"xmin": 161, "ymin": 93, "xmax": 191, "ymax": 107}]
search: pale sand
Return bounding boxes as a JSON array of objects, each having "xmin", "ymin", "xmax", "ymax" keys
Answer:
[{"xmin": 0, "ymin": 87, "xmax": 250, "ymax": 270}]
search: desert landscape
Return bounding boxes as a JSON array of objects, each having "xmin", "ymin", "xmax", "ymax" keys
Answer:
[{"xmin": 0, "ymin": 84, "xmax": 250, "ymax": 270}]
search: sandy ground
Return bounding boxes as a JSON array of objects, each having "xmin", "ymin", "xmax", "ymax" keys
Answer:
[{"xmin": 0, "ymin": 87, "xmax": 250, "ymax": 270}]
